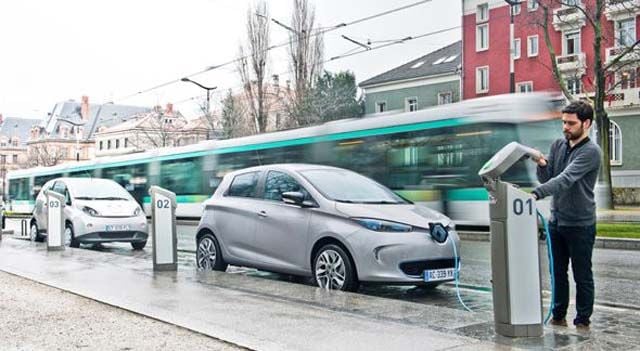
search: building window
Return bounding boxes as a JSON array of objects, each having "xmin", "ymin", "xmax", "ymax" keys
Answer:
[
  {"xmin": 125, "ymin": 138, "xmax": 129, "ymax": 148},
  {"xmin": 617, "ymin": 18, "xmax": 636, "ymax": 47},
  {"xmin": 567, "ymin": 78, "xmax": 581, "ymax": 95},
  {"xmin": 476, "ymin": 24, "xmax": 489, "ymax": 51},
  {"xmin": 528, "ymin": 35, "xmax": 539, "ymax": 57},
  {"xmin": 477, "ymin": 3, "xmax": 489, "ymax": 22},
  {"xmin": 107, "ymin": 140, "xmax": 112, "ymax": 150},
  {"xmin": 516, "ymin": 81, "xmax": 533, "ymax": 93},
  {"xmin": 116, "ymin": 139, "xmax": 120, "ymax": 149},
  {"xmin": 527, "ymin": 0, "xmax": 538, "ymax": 11},
  {"xmin": 609, "ymin": 120, "xmax": 622, "ymax": 165},
  {"xmin": 99, "ymin": 141, "xmax": 103, "ymax": 150},
  {"xmin": 438, "ymin": 92, "xmax": 453, "ymax": 105},
  {"xmin": 405, "ymin": 97, "xmax": 418, "ymax": 112},
  {"xmin": 376, "ymin": 101, "xmax": 387, "ymax": 113},
  {"xmin": 564, "ymin": 0, "xmax": 580, "ymax": 6},
  {"xmin": 564, "ymin": 31, "xmax": 580, "ymax": 56},
  {"xmin": 476, "ymin": 66, "xmax": 489, "ymax": 93},
  {"xmin": 12, "ymin": 155, "xmax": 17, "ymax": 163},
  {"xmin": 619, "ymin": 68, "xmax": 637, "ymax": 89},
  {"xmin": 513, "ymin": 38, "xmax": 521, "ymax": 59},
  {"xmin": 511, "ymin": 2, "xmax": 521, "ymax": 15}
]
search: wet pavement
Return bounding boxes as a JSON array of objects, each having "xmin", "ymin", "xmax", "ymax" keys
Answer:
[{"xmin": 2, "ymin": 235, "xmax": 640, "ymax": 350}]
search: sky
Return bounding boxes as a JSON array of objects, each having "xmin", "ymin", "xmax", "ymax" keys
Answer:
[{"xmin": 0, "ymin": 0, "xmax": 461, "ymax": 119}]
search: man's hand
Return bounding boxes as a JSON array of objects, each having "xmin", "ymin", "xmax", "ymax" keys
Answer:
[{"xmin": 531, "ymin": 150, "xmax": 547, "ymax": 167}]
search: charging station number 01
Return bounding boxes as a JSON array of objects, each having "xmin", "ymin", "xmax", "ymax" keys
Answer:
[{"xmin": 513, "ymin": 198, "xmax": 534, "ymax": 216}]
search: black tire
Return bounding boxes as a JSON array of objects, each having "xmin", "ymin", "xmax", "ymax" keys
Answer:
[
  {"xmin": 65, "ymin": 223, "xmax": 80, "ymax": 248},
  {"xmin": 131, "ymin": 241, "xmax": 147, "ymax": 250},
  {"xmin": 30, "ymin": 221, "xmax": 44, "ymax": 243},
  {"xmin": 196, "ymin": 233, "xmax": 228, "ymax": 271},
  {"xmin": 313, "ymin": 244, "xmax": 359, "ymax": 292}
]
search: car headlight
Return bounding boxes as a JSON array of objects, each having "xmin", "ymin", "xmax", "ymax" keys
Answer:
[
  {"xmin": 82, "ymin": 206, "xmax": 99, "ymax": 217},
  {"xmin": 133, "ymin": 207, "xmax": 142, "ymax": 216},
  {"xmin": 353, "ymin": 218, "xmax": 413, "ymax": 232}
]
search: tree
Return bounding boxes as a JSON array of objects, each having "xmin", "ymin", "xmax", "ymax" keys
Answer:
[
  {"xmin": 220, "ymin": 89, "xmax": 248, "ymax": 138},
  {"xmin": 306, "ymin": 70, "xmax": 363, "ymax": 123},
  {"xmin": 25, "ymin": 144, "xmax": 65, "ymax": 167},
  {"xmin": 238, "ymin": 1, "xmax": 271, "ymax": 134},
  {"xmin": 531, "ymin": 0, "xmax": 640, "ymax": 209},
  {"xmin": 287, "ymin": 0, "xmax": 324, "ymax": 127}
]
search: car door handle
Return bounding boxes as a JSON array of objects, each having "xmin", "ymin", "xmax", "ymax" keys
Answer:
[{"xmin": 257, "ymin": 210, "xmax": 268, "ymax": 218}]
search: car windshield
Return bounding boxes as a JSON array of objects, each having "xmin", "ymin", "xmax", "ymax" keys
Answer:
[
  {"xmin": 300, "ymin": 169, "xmax": 408, "ymax": 204},
  {"xmin": 69, "ymin": 180, "xmax": 132, "ymax": 201}
]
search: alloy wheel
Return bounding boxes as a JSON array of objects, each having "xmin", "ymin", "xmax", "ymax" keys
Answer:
[
  {"xmin": 64, "ymin": 226, "xmax": 73, "ymax": 247},
  {"xmin": 315, "ymin": 249, "xmax": 346, "ymax": 290},
  {"xmin": 197, "ymin": 237, "xmax": 217, "ymax": 270},
  {"xmin": 30, "ymin": 224, "xmax": 38, "ymax": 242}
]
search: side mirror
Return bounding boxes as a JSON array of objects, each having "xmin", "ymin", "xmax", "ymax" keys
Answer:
[{"xmin": 282, "ymin": 191, "xmax": 305, "ymax": 206}]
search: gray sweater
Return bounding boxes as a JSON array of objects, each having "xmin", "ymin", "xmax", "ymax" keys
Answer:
[{"xmin": 533, "ymin": 137, "xmax": 602, "ymax": 226}]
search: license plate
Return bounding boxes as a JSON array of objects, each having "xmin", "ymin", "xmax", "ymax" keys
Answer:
[
  {"xmin": 424, "ymin": 268, "xmax": 455, "ymax": 282},
  {"xmin": 105, "ymin": 224, "xmax": 130, "ymax": 232}
]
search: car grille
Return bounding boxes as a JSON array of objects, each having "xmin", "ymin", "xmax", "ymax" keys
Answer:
[
  {"xmin": 399, "ymin": 259, "xmax": 458, "ymax": 276},
  {"xmin": 100, "ymin": 231, "xmax": 136, "ymax": 239}
]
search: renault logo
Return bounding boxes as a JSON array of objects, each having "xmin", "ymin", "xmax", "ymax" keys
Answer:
[{"xmin": 430, "ymin": 223, "xmax": 448, "ymax": 243}]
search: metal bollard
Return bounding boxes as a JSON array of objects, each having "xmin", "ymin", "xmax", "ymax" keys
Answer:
[
  {"xmin": 149, "ymin": 186, "xmax": 177, "ymax": 271},
  {"xmin": 44, "ymin": 190, "xmax": 65, "ymax": 251}
]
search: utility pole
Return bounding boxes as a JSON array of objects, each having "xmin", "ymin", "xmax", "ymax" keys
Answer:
[{"xmin": 505, "ymin": 0, "xmax": 518, "ymax": 93}]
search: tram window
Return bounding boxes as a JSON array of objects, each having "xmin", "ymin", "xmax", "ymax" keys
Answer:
[
  {"xmin": 35, "ymin": 174, "xmax": 59, "ymax": 190},
  {"xmin": 102, "ymin": 164, "xmax": 148, "ymax": 204},
  {"xmin": 68, "ymin": 170, "xmax": 94, "ymax": 178},
  {"xmin": 160, "ymin": 157, "xmax": 202, "ymax": 195},
  {"xmin": 8, "ymin": 178, "xmax": 30, "ymax": 200}
]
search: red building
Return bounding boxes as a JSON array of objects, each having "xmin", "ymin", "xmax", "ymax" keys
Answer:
[{"xmin": 462, "ymin": 0, "xmax": 639, "ymax": 99}]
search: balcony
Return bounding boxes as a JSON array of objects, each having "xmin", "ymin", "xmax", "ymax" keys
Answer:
[
  {"xmin": 556, "ymin": 53, "xmax": 587, "ymax": 75},
  {"xmin": 605, "ymin": 0, "xmax": 640, "ymax": 21},
  {"xmin": 606, "ymin": 87, "xmax": 640, "ymax": 109},
  {"xmin": 553, "ymin": 6, "xmax": 586, "ymax": 31},
  {"xmin": 606, "ymin": 46, "xmax": 640, "ymax": 65}
]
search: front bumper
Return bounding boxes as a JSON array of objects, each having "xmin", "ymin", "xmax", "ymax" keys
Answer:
[
  {"xmin": 76, "ymin": 230, "xmax": 148, "ymax": 243},
  {"xmin": 72, "ymin": 214, "xmax": 149, "ymax": 244},
  {"xmin": 346, "ymin": 228, "xmax": 460, "ymax": 284}
]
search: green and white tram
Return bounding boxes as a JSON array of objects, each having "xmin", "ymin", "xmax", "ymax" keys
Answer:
[{"xmin": 7, "ymin": 93, "xmax": 561, "ymax": 225}]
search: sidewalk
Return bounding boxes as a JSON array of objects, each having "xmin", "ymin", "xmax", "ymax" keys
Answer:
[
  {"xmin": 2, "ymin": 238, "xmax": 640, "ymax": 350},
  {"xmin": 597, "ymin": 206, "xmax": 640, "ymax": 222}
]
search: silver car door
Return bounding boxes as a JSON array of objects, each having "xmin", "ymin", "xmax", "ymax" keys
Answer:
[
  {"xmin": 254, "ymin": 171, "xmax": 312, "ymax": 272},
  {"xmin": 213, "ymin": 171, "xmax": 261, "ymax": 262}
]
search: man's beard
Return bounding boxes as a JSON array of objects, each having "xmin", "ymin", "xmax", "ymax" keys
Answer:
[{"xmin": 564, "ymin": 126, "xmax": 584, "ymax": 140}]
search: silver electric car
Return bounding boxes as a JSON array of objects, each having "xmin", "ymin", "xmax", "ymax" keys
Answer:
[
  {"xmin": 30, "ymin": 178, "xmax": 149, "ymax": 249},
  {"xmin": 195, "ymin": 164, "xmax": 460, "ymax": 291}
]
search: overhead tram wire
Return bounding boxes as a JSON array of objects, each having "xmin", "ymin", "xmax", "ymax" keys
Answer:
[{"xmin": 113, "ymin": 0, "xmax": 437, "ymax": 103}]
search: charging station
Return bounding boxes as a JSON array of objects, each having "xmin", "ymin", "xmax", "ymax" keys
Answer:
[
  {"xmin": 44, "ymin": 189, "xmax": 65, "ymax": 251},
  {"xmin": 479, "ymin": 142, "xmax": 543, "ymax": 337},
  {"xmin": 149, "ymin": 186, "xmax": 177, "ymax": 271}
]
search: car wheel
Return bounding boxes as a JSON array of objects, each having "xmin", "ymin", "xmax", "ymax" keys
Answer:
[
  {"xmin": 30, "ymin": 222, "xmax": 44, "ymax": 242},
  {"xmin": 131, "ymin": 241, "xmax": 147, "ymax": 250},
  {"xmin": 313, "ymin": 244, "xmax": 359, "ymax": 292},
  {"xmin": 196, "ymin": 233, "xmax": 227, "ymax": 271},
  {"xmin": 65, "ymin": 223, "xmax": 80, "ymax": 248}
]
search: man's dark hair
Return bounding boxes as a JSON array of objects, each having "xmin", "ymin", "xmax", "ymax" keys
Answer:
[{"xmin": 562, "ymin": 100, "xmax": 594, "ymax": 123}]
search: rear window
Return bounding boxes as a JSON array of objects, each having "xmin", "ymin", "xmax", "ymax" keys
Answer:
[{"xmin": 227, "ymin": 172, "xmax": 260, "ymax": 198}]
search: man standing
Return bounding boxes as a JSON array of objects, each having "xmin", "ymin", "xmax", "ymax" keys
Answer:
[{"xmin": 531, "ymin": 101, "xmax": 602, "ymax": 329}]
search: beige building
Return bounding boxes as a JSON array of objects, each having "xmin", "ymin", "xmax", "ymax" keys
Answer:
[
  {"xmin": 95, "ymin": 103, "xmax": 210, "ymax": 157},
  {"xmin": 0, "ymin": 114, "xmax": 42, "ymax": 200}
]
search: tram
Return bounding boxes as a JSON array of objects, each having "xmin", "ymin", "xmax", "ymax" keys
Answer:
[{"xmin": 7, "ymin": 93, "xmax": 562, "ymax": 225}]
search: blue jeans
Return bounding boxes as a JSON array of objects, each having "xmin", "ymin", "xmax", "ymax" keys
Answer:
[{"xmin": 549, "ymin": 221, "xmax": 596, "ymax": 322}]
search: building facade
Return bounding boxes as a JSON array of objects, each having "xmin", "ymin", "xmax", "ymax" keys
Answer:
[
  {"xmin": 0, "ymin": 114, "xmax": 41, "ymax": 201},
  {"xmin": 462, "ymin": 0, "xmax": 640, "ymax": 202},
  {"xmin": 95, "ymin": 103, "xmax": 210, "ymax": 157},
  {"xmin": 27, "ymin": 96, "xmax": 150, "ymax": 166},
  {"xmin": 359, "ymin": 41, "xmax": 461, "ymax": 115}
]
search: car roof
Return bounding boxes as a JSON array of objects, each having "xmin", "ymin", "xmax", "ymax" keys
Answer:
[
  {"xmin": 52, "ymin": 177, "xmax": 121, "ymax": 187},
  {"xmin": 226, "ymin": 163, "xmax": 347, "ymax": 177}
]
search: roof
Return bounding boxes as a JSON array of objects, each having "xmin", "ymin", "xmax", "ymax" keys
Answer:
[
  {"xmin": 359, "ymin": 41, "xmax": 461, "ymax": 88},
  {"xmin": 0, "ymin": 117, "xmax": 42, "ymax": 146},
  {"xmin": 43, "ymin": 101, "xmax": 150, "ymax": 140}
]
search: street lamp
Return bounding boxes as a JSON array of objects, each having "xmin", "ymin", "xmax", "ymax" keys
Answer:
[
  {"xmin": 180, "ymin": 77, "xmax": 217, "ymax": 116},
  {"xmin": 505, "ymin": 0, "xmax": 519, "ymax": 93},
  {"xmin": 57, "ymin": 117, "xmax": 86, "ymax": 162}
]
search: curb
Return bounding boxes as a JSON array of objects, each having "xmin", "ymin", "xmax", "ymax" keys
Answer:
[{"xmin": 458, "ymin": 231, "xmax": 640, "ymax": 251}]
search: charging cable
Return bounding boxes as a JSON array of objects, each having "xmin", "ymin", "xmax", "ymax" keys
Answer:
[
  {"xmin": 537, "ymin": 210, "xmax": 555, "ymax": 325},
  {"xmin": 451, "ymin": 237, "xmax": 473, "ymax": 312}
]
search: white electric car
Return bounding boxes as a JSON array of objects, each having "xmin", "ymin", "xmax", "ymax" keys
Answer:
[{"xmin": 30, "ymin": 178, "xmax": 148, "ymax": 249}]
